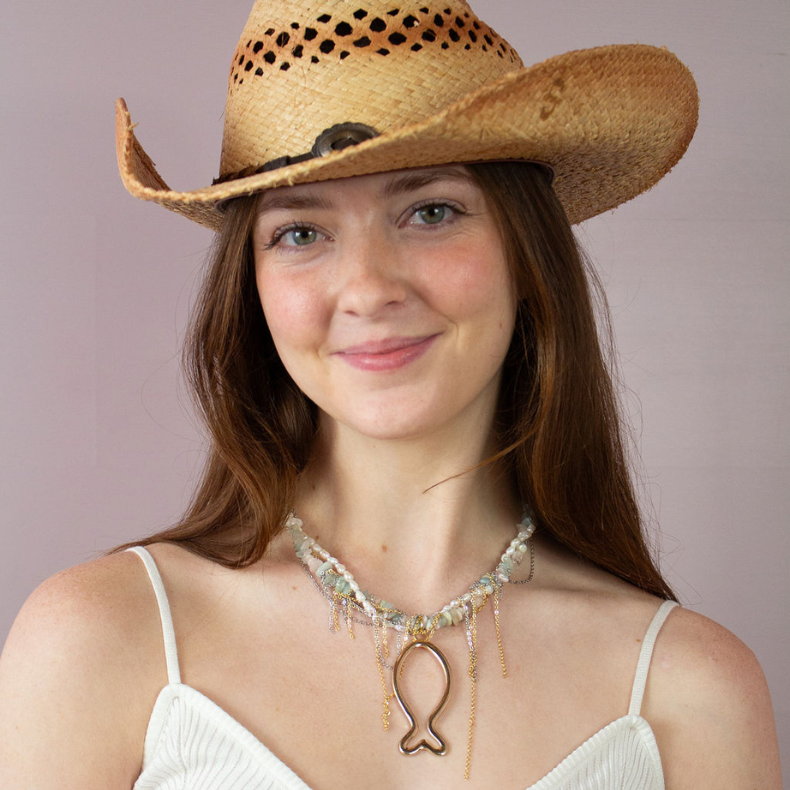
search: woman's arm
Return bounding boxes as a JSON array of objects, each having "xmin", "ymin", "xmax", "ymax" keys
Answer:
[
  {"xmin": 649, "ymin": 607, "xmax": 781, "ymax": 789},
  {"xmin": 0, "ymin": 553, "xmax": 164, "ymax": 789}
]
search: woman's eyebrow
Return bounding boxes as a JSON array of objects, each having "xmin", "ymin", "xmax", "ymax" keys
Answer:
[
  {"xmin": 256, "ymin": 191, "xmax": 333, "ymax": 214},
  {"xmin": 255, "ymin": 167, "xmax": 472, "ymax": 215},
  {"xmin": 382, "ymin": 168, "xmax": 472, "ymax": 198}
]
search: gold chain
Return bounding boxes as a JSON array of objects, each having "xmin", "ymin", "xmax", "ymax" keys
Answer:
[
  {"xmin": 375, "ymin": 617, "xmax": 394, "ymax": 730},
  {"xmin": 345, "ymin": 604, "xmax": 355, "ymax": 639},
  {"xmin": 493, "ymin": 585, "xmax": 507, "ymax": 678},
  {"xmin": 331, "ymin": 591, "xmax": 340, "ymax": 633},
  {"xmin": 464, "ymin": 602, "xmax": 479, "ymax": 781}
]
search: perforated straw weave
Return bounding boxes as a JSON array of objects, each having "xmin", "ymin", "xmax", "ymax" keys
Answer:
[{"xmin": 116, "ymin": 0, "xmax": 699, "ymax": 230}]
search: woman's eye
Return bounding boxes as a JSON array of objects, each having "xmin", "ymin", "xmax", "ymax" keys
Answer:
[
  {"xmin": 281, "ymin": 227, "xmax": 319, "ymax": 246},
  {"xmin": 413, "ymin": 204, "xmax": 454, "ymax": 225},
  {"xmin": 266, "ymin": 224, "xmax": 324, "ymax": 249}
]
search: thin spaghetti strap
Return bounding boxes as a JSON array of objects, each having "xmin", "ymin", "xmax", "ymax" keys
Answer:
[
  {"xmin": 628, "ymin": 600, "xmax": 678, "ymax": 716},
  {"xmin": 126, "ymin": 546, "xmax": 182, "ymax": 685}
]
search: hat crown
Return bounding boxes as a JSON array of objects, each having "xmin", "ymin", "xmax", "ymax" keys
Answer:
[{"xmin": 220, "ymin": 0, "xmax": 523, "ymax": 179}]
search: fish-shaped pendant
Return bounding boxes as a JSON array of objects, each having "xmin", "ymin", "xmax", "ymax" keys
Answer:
[{"xmin": 392, "ymin": 640, "xmax": 452, "ymax": 756}]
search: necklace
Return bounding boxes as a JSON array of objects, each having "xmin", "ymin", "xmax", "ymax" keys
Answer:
[{"xmin": 287, "ymin": 510, "xmax": 536, "ymax": 780}]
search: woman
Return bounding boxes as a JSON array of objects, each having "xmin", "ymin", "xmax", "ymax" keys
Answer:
[{"xmin": 0, "ymin": 0, "xmax": 781, "ymax": 787}]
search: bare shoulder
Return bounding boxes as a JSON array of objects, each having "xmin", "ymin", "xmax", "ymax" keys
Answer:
[
  {"xmin": 1, "ymin": 550, "xmax": 162, "ymax": 675},
  {"xmin": 646, "ymin": 606, "xmax": 782, "ymax": 789},
  {"xmin": 531, "ymin": 539, "xmax": 781, "ymax": 786},
  {"xmin": 0, "ymin": 550, "xmax": 165, "ymax": 789}
]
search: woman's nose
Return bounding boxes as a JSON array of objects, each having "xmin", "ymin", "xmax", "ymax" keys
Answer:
[{"xmin": 334, "ymin": 237, "xmax": 408, "ymax": 317}]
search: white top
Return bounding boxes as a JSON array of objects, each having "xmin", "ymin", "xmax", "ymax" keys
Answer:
[{"xmin": 128, "ymin": 546, "xmax": 677, "ymax": 790}]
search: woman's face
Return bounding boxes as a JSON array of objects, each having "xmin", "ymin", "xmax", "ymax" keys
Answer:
[{"xmin": 252, "ymin": 165, "xmax": 516, "ymax": 442}]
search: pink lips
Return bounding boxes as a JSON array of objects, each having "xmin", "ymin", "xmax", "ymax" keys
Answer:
[{"xmin": 334, "ymin": 334, "xmax": 439, "ymax": 371}]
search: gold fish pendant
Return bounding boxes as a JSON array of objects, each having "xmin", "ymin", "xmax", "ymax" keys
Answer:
[{"xmin": 392, "ymin": 640, "xmax": 452, "ymax": 756}]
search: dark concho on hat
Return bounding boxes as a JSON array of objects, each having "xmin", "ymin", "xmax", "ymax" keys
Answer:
[{"xmin": 116, "ymin": 0, "xmax": 699, "ymax": 230}]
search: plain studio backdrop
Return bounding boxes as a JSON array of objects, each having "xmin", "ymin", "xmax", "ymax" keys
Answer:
[{"xmin": 1, "ymin": 0, "xmax": 788, "ymax": 776}]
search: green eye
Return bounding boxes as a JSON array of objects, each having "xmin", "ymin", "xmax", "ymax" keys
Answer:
[
  {"xmin": 416, "ymin": 205, "xmax": 448, "ymax": 225},
  {"xmin": 286, "ymin": 228, "xmax": 318, "ymax": 246}
]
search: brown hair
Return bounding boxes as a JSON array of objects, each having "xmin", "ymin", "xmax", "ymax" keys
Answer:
[{"xmin": 120, "ymin": 162, "xmax": 674, "ymax": 600}]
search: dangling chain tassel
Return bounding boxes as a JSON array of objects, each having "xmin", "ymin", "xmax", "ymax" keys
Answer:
[
  {"xmin": 464, "ymin": 601, "xmax": 480, "ymax": 781},
  {"xmin": 374, "ymin": 615, "xmax": 392, "ymax": 729},
  {"xmin": 330, "ymin": 590, "xmax": 340, "ymax": 633},
  {"xmin": 345, "ymin": 600, "xmax": 355, "ymax": 639},
  {"xmin": 493, "ymin": 583, "xmax": 507, "ymax": 678}
]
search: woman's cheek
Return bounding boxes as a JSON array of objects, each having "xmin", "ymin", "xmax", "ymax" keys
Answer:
[
  {"xmin": 431, "ymin": 246, "xmax": 512, "ymax": 317},
  {"xmin": 259, "ymin": 272, "xmax": 327, "ymax": 350}
]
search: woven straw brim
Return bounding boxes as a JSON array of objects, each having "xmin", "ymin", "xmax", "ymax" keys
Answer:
[{"xmin": 116, "ymin": 44, "xmax": 698, "ymax": 231}]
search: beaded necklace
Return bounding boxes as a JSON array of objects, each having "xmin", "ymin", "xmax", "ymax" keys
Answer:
[{"xmin": 287, "ymin": 510, "xmax": 536, "ymax": 780}]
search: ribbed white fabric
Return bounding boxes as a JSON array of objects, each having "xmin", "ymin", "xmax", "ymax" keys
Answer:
[{"xmin": 128, "ymin": 547, "xmax": 677, "ymax": 790}]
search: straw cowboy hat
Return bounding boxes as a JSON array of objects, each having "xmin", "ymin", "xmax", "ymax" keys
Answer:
[{"xmin": 116, "ymin": 0, "xmax": 699, "ymax": 231}]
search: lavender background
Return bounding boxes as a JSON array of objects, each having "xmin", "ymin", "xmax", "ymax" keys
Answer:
[{"xmin": 2, "ymin": 0, "xmax": 788, "ymax": 774}]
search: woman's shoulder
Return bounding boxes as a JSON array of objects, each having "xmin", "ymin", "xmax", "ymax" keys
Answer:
[
  {"xmin": 0, "ymin": 549, "xmax": 168, "ymax": 788},
  {"xmin": 1, "ymin": 549, "xmax": 160, "ymax": 671},
  {"xmin": 3, "ymin": 549, "xmax": 164, "ymax": 660},
  {"xmin": 646, "ymin": 604, "xmax": 781, "ymax": 787},
  {"xmin": 552, "ymin": 546, "xmax": 778, "ymax": 743},
  {"xmin": 533, "ymin": 538, "xmax": 781, "ymax": 785},
  {"xmin": 650, "ymin": 603, "xmax": 773, "ymax": 721},
  {"xmin": 1, "ymin": 542, "xmax": 227, "ymax": 673}
]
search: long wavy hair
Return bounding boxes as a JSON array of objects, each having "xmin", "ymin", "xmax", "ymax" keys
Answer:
[{"xmin": 120, "ymin": 161, "xmax": 674, "ymax": 600}]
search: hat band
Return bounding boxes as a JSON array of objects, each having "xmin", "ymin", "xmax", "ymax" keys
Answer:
[{"xmin": 214, "ymin": 121, "xmax": 380, "ymax": 184}]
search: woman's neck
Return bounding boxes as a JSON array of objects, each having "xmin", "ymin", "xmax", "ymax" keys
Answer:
[{"xmin": 291, "ymin": 415, "xmax": 521, "ymax": 611}]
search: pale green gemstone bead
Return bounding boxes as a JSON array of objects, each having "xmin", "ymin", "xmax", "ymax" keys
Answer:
[
  {"xmin": 437, "ymin": 611, "xmax": 453, "ymax": 628},
  {"xmin": 335, "ymin": 577, "xmax": 351, "ymax": 595},
  {"xmin": 317, "ymin": 561, "xmax": 333, "ymax": 576},
  {"xmin": 449, "ymin": 607, "xmax": 464, "ymax": 625},
  {"xmin": 323, "ymin": 570, "xmax": 338, "ymax": 587}
]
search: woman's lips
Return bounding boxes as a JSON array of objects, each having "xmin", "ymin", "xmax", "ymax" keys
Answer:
[{"xmin": 334, "ymin": 334, "xmax": 439, "ymax": 371}]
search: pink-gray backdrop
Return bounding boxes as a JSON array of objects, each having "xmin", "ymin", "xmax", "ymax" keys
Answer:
[{"xmin": 2, "ymin": 0, "xmax": 787, "ymax": 775}]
